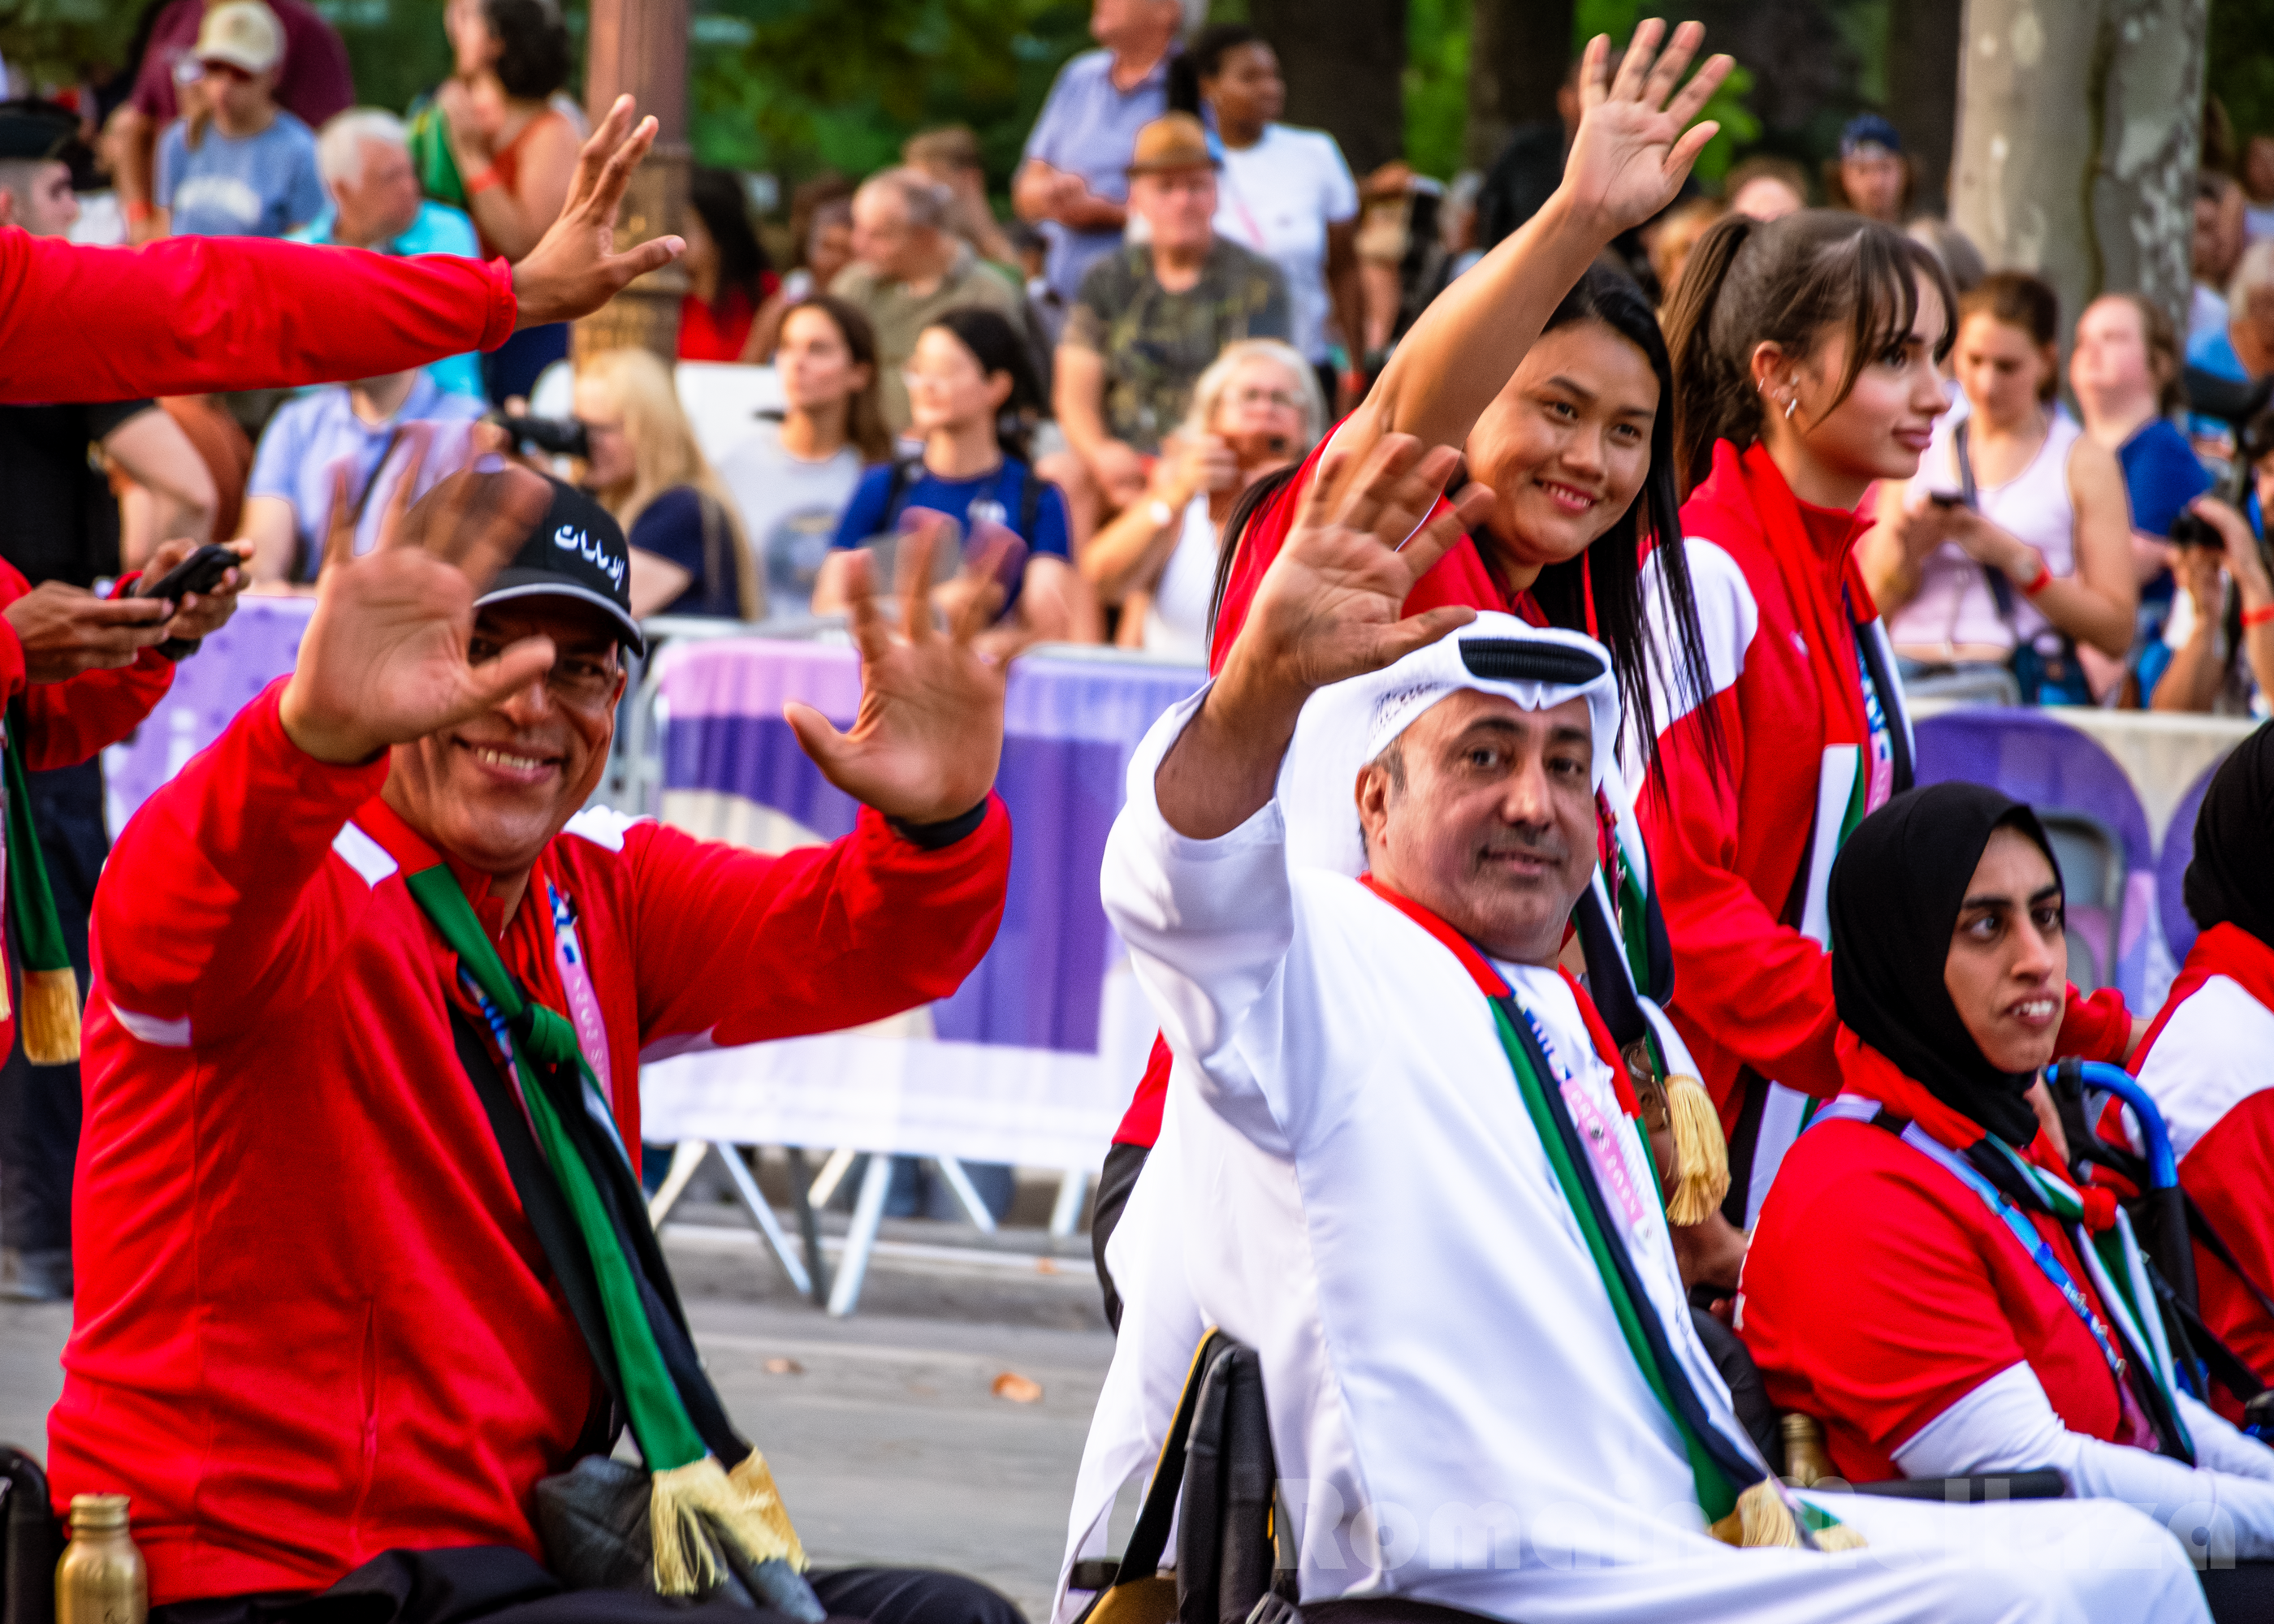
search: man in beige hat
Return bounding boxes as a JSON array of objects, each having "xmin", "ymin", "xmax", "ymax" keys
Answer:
[
  {"xmin": 1046, "ymin": 110, "xmax": 1289, "ymax": 542},
  {"xmin": 153, "ymin": 0, "xmax": 326, "ymax": 240}
]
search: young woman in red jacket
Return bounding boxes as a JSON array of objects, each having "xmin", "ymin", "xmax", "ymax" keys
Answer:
[
  {"xmin": 1645, "ymin": 210, "xmax": 2133, "ymax": 1232},
  {"xmin": 1093, "ymin": 21, "xmax": 1735, "ymax": 1325}
]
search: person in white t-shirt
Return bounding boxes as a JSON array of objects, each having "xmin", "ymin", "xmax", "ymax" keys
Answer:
[
  {"xmin": 1194, "ymin": 24, "xmax": 1362, "ymax": 412},
  {"xmin": 714, "ymin": 295, "xmax": 892, "ymax": 621},
  {"xmin": 1081, "ymin": 338, "xmax": 1322, "ymax": 659}
]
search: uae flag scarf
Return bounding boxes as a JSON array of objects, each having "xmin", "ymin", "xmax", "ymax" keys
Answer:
[
  {"xmin": 409, "ymin": 859, "xmax": 810, "ymax": 1598},
  {"xmin": 1, "ymin": 698, "xmax": 80, "ymax": 1063},
  {"xmin": 1359, "ymin": 875, "xmax": 1859, "ymax": 1550},
  {"xmin": 1827, "ymin": 782, "xmax": 2194, "ymax": 1465}
]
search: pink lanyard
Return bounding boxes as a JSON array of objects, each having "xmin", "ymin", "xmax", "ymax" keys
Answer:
[
  {"xmin": 547, "ymin": 883, "xmax": 615, "ymax": 1090},
  {"xmin": 1525, "ymin": 1007, "xmax": 1649, "ymax": 1230}
]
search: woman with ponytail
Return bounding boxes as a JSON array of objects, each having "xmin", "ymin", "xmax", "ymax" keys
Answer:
[
  {"xmin": 1092, "ymin": 20, "xmax": 1740, "ymax": 1326},
  {"xmin": 1645, "ymin": 209, "xmax": 2133, "ymax": 1232}
]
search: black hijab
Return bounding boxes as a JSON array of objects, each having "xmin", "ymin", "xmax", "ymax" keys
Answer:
[
  {"xmin": 2185, "ymin": 722, "xmax": 2274, "ymax": 944},
  {"xmin": 1827, "ymin": 782, "xmax": 2061, "ymax": 1147}
]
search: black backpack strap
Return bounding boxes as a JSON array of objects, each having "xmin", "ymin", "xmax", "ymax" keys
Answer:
[
  {"xmin": 1074, "ymin": 1330, "xmax": 1227, "ymax": 1622},
  {"xmin": 879, "ymin": 452, "xmax": 924, "ymax": 532},
  {"xmin": 450, "ymin": 1004, "xmax": 625, "ymax": 1458},
  {"xmin": 2187, "ymin": 1190, "xmax": 2274, "ymax": 1327},
  {"xmin": 1211, "ymin": 1345, "xmax": 1278, "ymax": 1624},
  {"xmin": 1019, "ymin": 463, "xmax": 1044, "ymax": 541}
]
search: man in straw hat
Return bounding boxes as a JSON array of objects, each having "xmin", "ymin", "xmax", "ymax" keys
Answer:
[
  {"xmin": 1048, "ymin": 110, "xmax": 1289, "ymax": 537},
  {"xmin": 1063, "ymin": 429, "xmax": 2211, "ymax": 1624},
  {"xmin": 56, "ymin": 450, "xmax": 1028, "ymax": 1623}
]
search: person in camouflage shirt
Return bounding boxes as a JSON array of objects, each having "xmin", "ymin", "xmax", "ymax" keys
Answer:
[{"xmin": 1050, "ymin": 113, "xmax": 1290, "ymax": 536}]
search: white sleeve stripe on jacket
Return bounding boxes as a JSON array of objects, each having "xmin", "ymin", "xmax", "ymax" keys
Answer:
[
  {"xmin": 331, "ymin": 822, "xmax": 399, "ymax": 888},
  {"xmin": 107, "ymin": 1000, "xmax": 190, "ymax": 1047},
  {"xmin": 2133, "ymin": 975, "xmax": 2274, "ymax": 1162},
  {"xmin": 1639, "ymin": 536, "xmax": 1757, "ymax": 740}
]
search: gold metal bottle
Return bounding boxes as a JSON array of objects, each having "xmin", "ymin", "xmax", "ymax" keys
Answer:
[
  {"xmin": 55, "ymin": 1493, "xmax": 145, "ymax": 1624},
  {"xmin": 1781, "ymin": 1413, "xmax": 1838, "ymax": 1488}
]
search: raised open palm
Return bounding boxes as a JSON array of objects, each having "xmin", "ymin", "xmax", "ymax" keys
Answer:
[
  {"xmin": 1233, "ymin": 434, "xmax": 1496, "ymax": 696},
  {"xmin": 279, "ymin": 432, "xmax": 557, "ymax": 765},
  {"xmin": 1562, "ymin": 19, "xmax": 1733, "ymax": 238},
  {"xmin": 784, "ymin": 516, "xmax": 1029, "ymax": 824}
]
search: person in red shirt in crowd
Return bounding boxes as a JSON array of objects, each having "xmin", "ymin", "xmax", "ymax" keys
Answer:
[
  {"xmin": 1740, "ymin": 782, "xmax": 2274, "ymax": 1622},
  {"xmin": 1645, "ymin": 209, "xmax": 2136, "ymax": 1235},
  {"xmin": 61, "ymin": 451, "xmax": 1029, "ymax": 1618},
  {"xmin": 2130, "ymin": 726, "xmax": 2274, "ymax": 1406},
  {"xmin": 106, "ymin": 0, "xmax": 353, "ymax": 245},
  {"xmin": 1091, "ymin": 20, "xmax": 1733, "ymax": 1326},
  {"xmin": 677, "ymin": 165, "xmax": 782, "ymax": 364}
]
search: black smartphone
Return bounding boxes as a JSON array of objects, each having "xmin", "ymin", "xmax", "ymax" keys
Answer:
[
  {"xmin": 1927, "ymin": 490, "xmax": 1970, "ymax": 510},
  {"xmin": 140, "ymin": 542, "xmax": 239, "ymax": 603}
]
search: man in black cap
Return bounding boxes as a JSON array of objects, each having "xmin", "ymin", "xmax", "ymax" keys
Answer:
[
  {"xmin": 63, "ymin": 460, "xmax": 1025, "ymax": 1618},
  {"xmin": 0, "ymin": 101, "xmax": 249, "ymax": 1302}
]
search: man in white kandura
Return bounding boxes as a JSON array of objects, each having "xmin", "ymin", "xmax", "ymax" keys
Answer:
[{"xmin": 1064, "ymin": 432, "xmax": 2211, "ymax": 1624}]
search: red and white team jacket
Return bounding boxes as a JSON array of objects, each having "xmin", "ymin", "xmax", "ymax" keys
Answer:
[
  {"xmin": 2132, "ymin": 922, "xmax": 2274, "ymax": 1413},
  {"xmin": 54, "ymin": 680, "xmax": 1010, "ymax": 1603}
]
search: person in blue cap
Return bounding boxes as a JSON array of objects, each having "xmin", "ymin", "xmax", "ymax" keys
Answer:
[{"xmin": 1828, "ymin": 112, "xmax": 1911, "ymax": 225}]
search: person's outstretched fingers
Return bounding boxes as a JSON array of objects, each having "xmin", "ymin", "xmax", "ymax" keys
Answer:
[
  {"xmin": 947, "ymin": 537, "xmax": 1013, "ymax": 646},
  {"xmin": 1375, "ymin": 605, "xmax": 1481, "ymax": 667},
  {"xmin": 839, "ymin": 550, "xmax": 895, "ymax": 668},
  {"xmin": 1665, "ymin": 49, "xmax": 1734, "ymax": 134},
  {"xmin": 443, "ymin": 469, "xmax": 553, "ymax": 590},
  {"xmin": 893, "ymin": 520, "xmax": 944, "ymax": 644},
  {"xmin": 1360, "ymin": 443, "xmax": 1463, "ymax": 555},
  {"xmin": 1609, "ymin": 17, "xmax": 1662, "ymax": 101},
  {"xmin": 1640, "ymin": 19, "xmax": 1703, "ymax": 110},
  {"xmin": 1394, "ymin": 482, "xmax": 1496, "ymax": 581},
  {"xmin": 591, "ymin": 114, "xmax": 659, "ymax": 222},
  {"xmin": 781, "ymin": 698, "xmax": 851, "ymax": 775},
  {"xmin": 368, "ymin": 423, "xmax": 434, "ymax": 554},
  {"xmin": 319, "ymin": 464, "xmax": 360, "ymax": 578},
  {"xmin": 456, "ymin": 635, "xmax": 560, "ymax": 716},
  {"xmin": 1329, "ymin": 433, "xmax": 1428, "ymax": 540},
  {"xmin": 566, "ymin": 95, "xmax": 636, "ymax": 216},
  {"xmin": 1577, "ymin": 32, "xmax": 1613, "ymax": 112}
]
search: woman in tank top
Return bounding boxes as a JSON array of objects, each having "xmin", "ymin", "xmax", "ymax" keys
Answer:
[{"xmin": 1861, "ymin": 271, "xmax": 2135, "ymax": 702}]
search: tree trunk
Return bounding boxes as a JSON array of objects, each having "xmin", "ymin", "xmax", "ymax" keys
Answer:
[
  {"xmin": 1250, "ymin": 0, "xmax": 1408, "ymax": 177},
  {"xmin": 574, "ymin": 0, "xmax": 690, "ymax": 362},
  {"xmin": 1886, "ymin": 0, "xmax": 1964, "ymax": 216},
  {"xmin": 1949, "ymin": 0, "xmax": 2207, "ymax": 352},
  {"xmin": 1463, "ymin": 0, "xmax": 1574, "ymax": 173}
]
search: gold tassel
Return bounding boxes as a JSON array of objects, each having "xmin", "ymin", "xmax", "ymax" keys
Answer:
[
  {"xmin": 1709, "ymin": 1479, "xmax": 1865, "ymax": 1553},
  {"xmin": 1662, "ymin": 1073, "xmax": 1730, "ymax": 1226},
  {"xmin": 726, "ymin": 1446, "xmax": 808, "ymax": 1570},
  {"xmin": 651, "ymin": 1453, "xmax": 805, "ymax": 1596},
  {"xmin": 18, "ymin": 965, "xmax": 77, "ymax": 1065}
]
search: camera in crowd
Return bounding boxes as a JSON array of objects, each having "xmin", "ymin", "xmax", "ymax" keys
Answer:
[
  {"xmin": 2170, "ymin": 369, "xmax": 2274, "ymax": 551},
  {"xmin": 486, "ymin": 412, "xmax": 590, "ymax": 462}
]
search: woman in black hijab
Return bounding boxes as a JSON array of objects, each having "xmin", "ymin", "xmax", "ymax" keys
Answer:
[
  {"xmin": 1739, "ymin": 782, "xmax": 2274, "ymax": 1618},
  {"xmin": 2133, "ymin": 723, "xmax": 2274, "ymax": 1414}
]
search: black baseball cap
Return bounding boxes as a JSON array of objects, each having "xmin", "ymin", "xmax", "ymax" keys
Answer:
[
  {"xmin": 0, "ymin": 101, "xmax": 77, "ymax": 164},
  {"xmin": 475, "ymin": 477, "xmax": 645, "ymax": 657}
]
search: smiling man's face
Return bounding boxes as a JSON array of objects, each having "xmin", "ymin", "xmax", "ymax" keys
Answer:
[
  {"xmin": 1355, "ymin": 690, "xmax": 1597, "ymax": 967},
  {"xmin": 382, "ymin": 598, "xmax": 628, "ymax": 883}
]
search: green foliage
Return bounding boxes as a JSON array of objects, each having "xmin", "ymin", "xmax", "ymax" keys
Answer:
[
  {"xmin": 1403, "ymin": 0, "xmax": 1469, "ymax": 180},
  {"xmin": 0, "ymin": 0, "xmax": 140, "ymax": 87},
  {"xmin": 311, "ymin": 0, "xmax": 461, "ymax": 119},
  {"xmin": 1397, "ymin": 0, "xmax": 1757, "ymax": 184},
  {"xmin": 689, "ymin": 0, "xmax": 1092, "ymax": 184},
  {"xmin": 2210, "ymin": 0, "xmax": 2274, "ymax": 155}
]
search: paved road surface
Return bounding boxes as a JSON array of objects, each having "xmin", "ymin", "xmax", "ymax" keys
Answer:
[{"xmin": 0, "ymin": 1225, "xmax": 1122, "ymax": 1621}]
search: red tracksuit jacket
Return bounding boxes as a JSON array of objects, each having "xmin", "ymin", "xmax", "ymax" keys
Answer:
[
  {"xmin": 55, "ymin": 682, "xmax": 1011, "ymax": 1601},
  {"xmin": 0, "ymin": 227, "xmax": 516, "ymax": 402}
]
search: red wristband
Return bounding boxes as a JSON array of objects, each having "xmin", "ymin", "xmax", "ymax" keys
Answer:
[
  {"xmin": 2019, "ymin": 558, "xmax": 2054, "ymax": 597},
  {"xmin": 2242, "ymin": 603, "xmax": 2274, "ymax": 629},
  {"xmin": 464, "ymin": 166, "xmax": 502, "ymax": 196},
  {"xmin": 123, "ymin": 199, "xmax": 153, "ymax": 225}
]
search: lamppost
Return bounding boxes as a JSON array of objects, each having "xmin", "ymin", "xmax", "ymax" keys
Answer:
[{"xmin": 573, "ymin": 0, "xmax": 690, "ymax": 362}]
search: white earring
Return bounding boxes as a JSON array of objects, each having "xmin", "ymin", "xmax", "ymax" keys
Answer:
[{"xmin": 1784, "ymin": 396, "xmax": 1798, "ymax": 420}]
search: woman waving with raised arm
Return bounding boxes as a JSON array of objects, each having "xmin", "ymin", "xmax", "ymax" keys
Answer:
[{"xmin": 1094, "ymin": 19, "xmax": 1745, "ymax": 1325}]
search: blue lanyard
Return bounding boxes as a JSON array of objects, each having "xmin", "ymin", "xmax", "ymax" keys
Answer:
[{"xmin": 1810, "ymin": 1099, "xmax": 2133, "ymax": 1386}]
